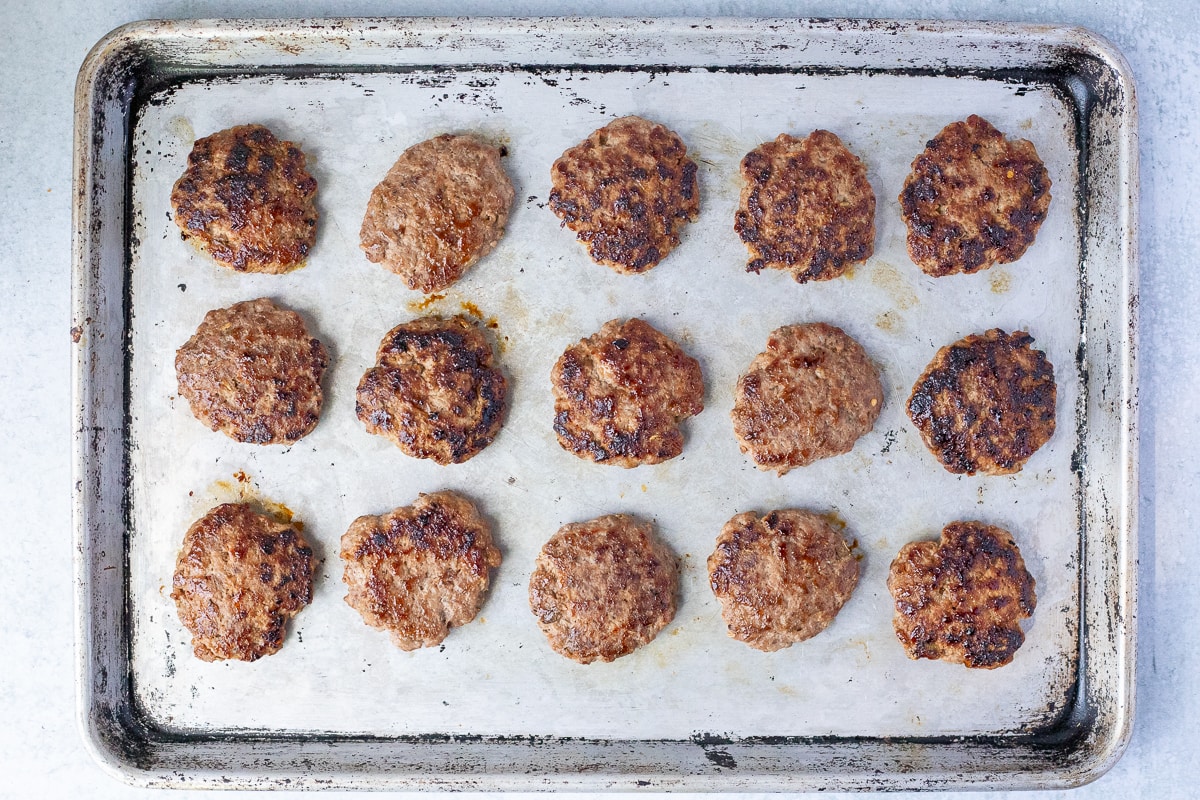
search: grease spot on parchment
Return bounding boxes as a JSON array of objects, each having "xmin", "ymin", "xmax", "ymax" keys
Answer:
[{"xmin": 870, "ymin": 261, "xmax": 919, "ymax": 310}]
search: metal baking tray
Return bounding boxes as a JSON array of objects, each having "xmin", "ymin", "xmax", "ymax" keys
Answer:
[{"xmin": 73, "ymin": 17, "xmax": 1138, "ymax": 791}]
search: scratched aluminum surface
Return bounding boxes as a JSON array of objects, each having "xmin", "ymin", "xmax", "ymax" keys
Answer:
[{"xmin": 74, "ymin": 18, "xmax": 1137, "ymax": 790}]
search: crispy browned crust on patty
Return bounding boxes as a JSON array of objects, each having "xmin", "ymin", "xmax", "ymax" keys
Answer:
[
  {"xmin": 170, "ymin": 124, "xmax": 318, "ymax": 273},
  {"xmin": 708, "ymin": 509, "xmax": 859, "ymax": 651},
  {"xmin": 175, "ymin": 298, "xmax": 329, "ymax": 445},
  {"xmin": 529, "ymin": 514, "xmax": 678, "ymax": 663},
  {"xmin": 172, "ymin": 503, "xmax": 313, "ymax": 662},
  {"xmin": 899, "ymin": 115, "xmax": 1051, "ymax": 276},
  {"xmin": 888, "ymin": 521, "xmax": 1037, "ymax": 669},
  {"xmin": 360, "ymin": 134, "xmax": 515, "ymax": 293},
  {"xmin": 548, "ymin": 116, "xmax": 699, "ymax": 274},
  {"xmin": 341, "ymin": 491, "xmax": 500, "ymax": 651},
  {"xmin": 907, "ymin": 329, "xmax": 1056, "ymax": 476},
  {"xmin": 551, "ymin": 318, "xmax": 704, "ymax": 467},
  {"xmin": 355, "ymin": 315, "xmax": 507, "ymax": 464},
  {"xmin": 731, "ymin": 323, "xmax": 883, "ymax": 475},
  {"xmin": 735, "ymin": 130, "xmax": 876, "ymax": 282}
]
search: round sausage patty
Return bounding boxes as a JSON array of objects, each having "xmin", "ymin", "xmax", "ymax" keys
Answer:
[
  {"xmin": 899, "ymin": 115, "xmax": 1051, "ymax": 277},
  {"xmin": 529, "ymin": 514, "xmax": 678, "ymax": 663},
  {"xmin": 709, "ymin": 509, "xmax": 859, "ymax": 651},
  {"xmin": 172, "ymin": 502, "xmax": 313, "ymax": 662},
  {"xmin": 175, "ymin": 298, "xmax": 329, "ymax": 445},
  {"xmin": 341, "ymin": 491, "xmax": 500, "ymax": 651},
  {"xmin": 551, "ymin": 318, "xmax": 704, "ymax": 467},
  {"xmin": 888, "ymin": 520, "xmax": 1037, "ymax": 669},
  {"xmin": 548, "ymin": 115, "xmax": 699, "ymax": 274},
  {"xmin": 736, "ymin": 130, "xmax": 875, "ymax": 282},
  {"xmin": 356, "ymin": 315, "xmax": 507, "ymax": 464},
  {"xmin": 731, "ymin": 323, "xmax": 883, "ymax": 475},
  {"xmin": 360, "ymin": 134, "xmax": 515, "ymax": 294},
  {"xmin": 907, "ymin": 329, "xmax": 1056, "ymax": 476},
  {"xmin": 170, "ymin": 124, "xmax": 318, "ymax": 273}
]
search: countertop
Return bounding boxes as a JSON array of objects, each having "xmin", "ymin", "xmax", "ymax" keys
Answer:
[{"xmin": 2, "ymin": 0, "xmax": 1194, "ymax": 797}]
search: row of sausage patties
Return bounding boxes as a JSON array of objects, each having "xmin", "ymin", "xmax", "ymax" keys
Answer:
[
  {"xmin": 168, "ymin": 114, "xmax": 1051, "ymax": 289},
  {"xmin": 175, "ymin": 300, "xmax": 1057, "ymax": 477},
  {"xmin": 171, "ymin": 492, "xmax": 1037, "ymax": 669}
]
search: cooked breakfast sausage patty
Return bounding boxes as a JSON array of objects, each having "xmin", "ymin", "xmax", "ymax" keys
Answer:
[
  {"xmin": 551, "ymin": 318, "xmax": 704, "ymax": 467},
  {"xmin": 355, "ymin": 315, "xmax": 507, "ymax": 464},
  {"xmin": 548, "ymin": 115, "xmax": 699, "ymax": 274},
  {"xmin": 341, "ymin": 491, "xmax": 500, "ymax": 651},
  {"xmin": 908, "ymin": 329, "xmax": 1056, "ymax": 476},
  {"xmin": 360, "ymin": 134, "xmax": 515, "ymax": 293},
  {"xmin": 170, "ymin": 124, "xmax": 318, "ymax": 273},
  {"xmin": 529, "ymin": 514, "xmax": 678, "ymax": 663},
  {"xmin": 736, "ymin": 130, "xmax": 876, "ymax": 282},
  {"xmin": 172, "ymin": 502, "xmax": 313, "ymax": 662},
  {"xmin": 899, "ymin": 115, "xmax": 1051, "ymax": 276},
  {"xmin": 708, "ymin": 509, "xmax": 859, "ymax": 651},
  {"xmin": 888, "ymin": 520, "xmax": 1037, "ymax": 669},
  {"xmin": 175, "ymin": 298, "xmax": 329, "ymax": 445},
  {"xmin": 731, "ymin": 323, "xmax": 883, "ymax": 475}
]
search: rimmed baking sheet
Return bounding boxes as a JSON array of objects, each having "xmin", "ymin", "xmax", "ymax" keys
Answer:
[{"xmin": 74, "ymin": 17, "xmax": 1137, "ymax": 790}]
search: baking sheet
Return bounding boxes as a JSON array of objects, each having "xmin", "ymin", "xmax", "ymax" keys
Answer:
[{"xmin": 126, "ymin": 67, "xmax": 1082, "ymax": 740}]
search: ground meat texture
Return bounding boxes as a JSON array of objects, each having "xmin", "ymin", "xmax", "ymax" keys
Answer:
[
  {"xmin": 888, "ymin": 521, "xmax": 1037, "ymax": 669},
  {"xmin": 551, "ymin": 318, "xmax": 704, "ymax": 467},
  {"xmin": 175, "ymin": 298, "xmax": 329, "ymax": 445},
  {"xmin": 899, "ymin": 115, "xmax": 1051, "ymax": 277},
  {"xmin": 731, "ymin": 323, "xmax": 883, "ymax": 475},
  {"xmin": 355, "ymin": 315, "xmax": 507, "ymax": 464},
  {"xmin": 170, "ymin": 124, "xmax": 318, "ymax": 273},
  {"xmin": 736, "ymin": 130, "xmax": 876, "ymax": 282},
  {"xmin": 341, "ymin": 491, "xmax": 500, "ymax": 651},
  {"xmin": 360, "ymin": 134, "xmax": 515, "ymax": 294},
  {"xmin": 908, "ymin": 329, "xmax": 1056, "ymax": 476},
  {"xmin": 708, "ymin": 510, "xmax": 859, "ymax": 652},
  {"xmin": 529, "ymin": 514, "xmax": 678, "ymax": 664},
  {"xmin": 548, "ymin": 116, "xmax": 699, "ymax": 274},
  {"xmin": 171, "ymin": 503, "xmax": 313, "ymax": 662}
]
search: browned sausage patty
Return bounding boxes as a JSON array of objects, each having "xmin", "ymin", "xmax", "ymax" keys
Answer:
[
  {"xmin": 899, "ymin": 115, "xmax": 1051, "ymax": 276},
  {"xmin": 529, "ymin": 514, "xmax": 678, "ymax": 663},
  {"xmin": 175, "ymin": 298, "xmax": 329, "ymax": 445},
  {"xmin": 548, "ymin": 116, "xmax": 699, "ymax": 274},
  {"xmin": 908, "ymin": 329, "xmax": 1056, "ymax": 476},
  {"xmin": 172, "ymin": 503, "xmax": 313, "ymax": 662},
  {"xmin": 341, "ymin": 491, "xmax": 500, "ymax": 651},
  {"xmin": 709, "ymin": 509, "xmax": 859, "ymax": 651},
  {"xmin": 888, "ymin": 520, "xmax": 1036, "ymax": 669},
  {"xmin": 170, "ymin": 124, "xmax": 318, "ymax": 273},
  {"xmin": 736, "ymin": 130, "xmax": 876, "ymax": 282},
  {"xmin": 355, "ymin": 315, "xmax": 507, "ymax": 464},
  {"xmin": 731, "ymin": 323, "xmax": 883, "ymax": 475},
  {"xmin": 551, "ymin": 318, "xmax": 704, "ymax": 467},
  {"xmin": 360, "ymin": 134, "xmax": 515, "ymax": 293}
]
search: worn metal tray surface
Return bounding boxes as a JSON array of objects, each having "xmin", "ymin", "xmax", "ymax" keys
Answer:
[{"xmin": 73, "ymin": 17, "xmax": 1138, "ymax": 791}]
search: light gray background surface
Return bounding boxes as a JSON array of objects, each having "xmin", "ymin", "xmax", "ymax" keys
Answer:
[{"xmin": 1, "ymin": 0, "xmax": 1191, "ymax": 797}]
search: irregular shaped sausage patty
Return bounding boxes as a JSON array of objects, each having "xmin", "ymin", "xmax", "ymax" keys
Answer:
[
  {"xmin": 549, "ymin": 116, "xmax": 699, "ymax": 274},
  {"xmin": 172, "ymin": 503, "xmax": 313, "ymax": 662},
  {"xmin": 360, "ymin": 134, "xmax": 515, "ymax": 293},
  {"xmin": 356, "ymin": 315, "xmax": 507, "ymax": 464},
  {"xmin": 736, "ymin": 130, "xmax": 876, "ymax": 282},
  {"xmin": 341, "ymin": 491, "xmax": 500, "ymax": 651},
  {"xmin": 175, "ymin": 298, "xmax": 329, "ymax": 445},
  {"xmin": 551, "ymin": 318, "xmax": 704, "ymax": 467},
  {"xmin": 899, "ymin": 115, "xmax": 1051, "ymax": 276},
  {"xmin": 529, "ymin": 514, "xmax": 678, "ymax": 663},
  {"xmin": 888, "ymin": 520, "xmax": 1037, "ymax": 669},
  {"xmin": 732, "ymin": 323, "xmax": 883, "ymax": 475},
  {"xmin": 908, "ymin": 329, "xmax": 1056, "ymax": 475},
  {"xmin": 170, "ymin": 124, "xmax": 318, "ymax": 273},
  {"xmin": 709, "ymin": 509, "xmax": 859, "ymax": 651}
]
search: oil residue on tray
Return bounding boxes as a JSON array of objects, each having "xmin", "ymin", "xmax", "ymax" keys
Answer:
[
  {"xmin": 407, "ymin": 293, "xmax": 446, "ymax": 313},
  {"xmin": 204, "ymin": 472, "xmax": 303, "ymax": 531},
  {"xmin": 869, "ymin": 261, "xmax": 919, "ymax": 310}
]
